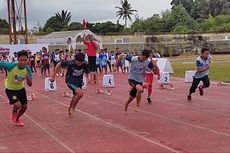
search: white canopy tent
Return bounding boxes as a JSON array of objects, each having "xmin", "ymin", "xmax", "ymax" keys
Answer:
[
  {"xmin": 153, "ymin": 58, "xmax": 174, "ymax": 73},
  {"xmin": 37, "ymin": 30, "xmax": 103, "ymax": 49}
]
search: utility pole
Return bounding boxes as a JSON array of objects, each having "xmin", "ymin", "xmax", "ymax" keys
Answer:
[{"xmin": 7, "ymin": 0, "xmax": 28, "ymax": 44}]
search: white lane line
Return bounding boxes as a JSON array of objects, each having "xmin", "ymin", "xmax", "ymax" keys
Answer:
[
  {"xmin": 114, "ymin": 81, "xmax": 230, "ymax": 105},
  {"xmin": 0, "ymin": 102, "xmax": 7, "ymax": 104},
  {"xmin": 0, "ymin": 94, "xmax": 74, "ymax": 153},
  {"xmin": 41, "ymin": 81, "xmax": 230, "ymax": 138},
  {"xmin": 31, "ymin": 89, "xmax": 180, "ymax": 153},
  {"xmin": 85, "ymin": 93, "xmax": 230, "ymax": 137},
  {"xmin": 24, "ymin": 114, "xmax": 75, "ymax": 153}
]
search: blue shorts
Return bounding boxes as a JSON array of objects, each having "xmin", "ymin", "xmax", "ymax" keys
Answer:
[
  {"xmin": 102, "ymin": 65, "xmax": 107, "ymax": 68},
  {"xmin": 67, "ymin": 81, "xmax": 83, "ymax": 94},
  {"xmin": 116, "ymin": 62, "xmax": 122, "ymax": 67}
]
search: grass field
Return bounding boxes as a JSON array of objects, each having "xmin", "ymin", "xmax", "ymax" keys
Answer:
[{"xmin": 170, "ymin": 55, "xmax": 230, "ymax": 82}]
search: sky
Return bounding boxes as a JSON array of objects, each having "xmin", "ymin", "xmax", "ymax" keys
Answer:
[{"xmin": 0, "ymin": 0, "xmax": 171, "ymax": 29}]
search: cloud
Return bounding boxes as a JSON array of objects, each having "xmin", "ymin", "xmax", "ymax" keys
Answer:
[
  {"xmin": 0, "ymin": 0, "xmax": 6, "ymax": 10},
  {"xmin": 0, "ymin": 0, "xmax": 171, "ymax": 29}
]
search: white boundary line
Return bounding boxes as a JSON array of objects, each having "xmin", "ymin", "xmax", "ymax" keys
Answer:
[
  {"xmin": 43, "ymin": 81, "xmax": 230, "ymax": 138},
  {"xmin": 97, "ymin": 81, "xmax": 230, "ymax": 117},
  {"xmin": 24, "ymin": 114, "xmax": 75, "ymax": 153},
  {"xmin": 0, "ymin": 102, "xmax": 7, "ymax": 104},
  {"xmin": 84, "ymin": 93, "xmax": 230, "ymax": 137},
  {"xmin": 114, "ymin": 81, "xmax": 230, "ymax": 105},
  {"xmin": 31, "ymin": 89, "xmax": 181, "ymax": 153},
  {"xmin": 0, "ymin": 94, "xmax": 75, "ymax": 153}
]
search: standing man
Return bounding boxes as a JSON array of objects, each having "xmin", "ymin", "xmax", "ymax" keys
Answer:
[{"xmin": 83, "ymin": 34, "xmax": 98, "ymax": 72}]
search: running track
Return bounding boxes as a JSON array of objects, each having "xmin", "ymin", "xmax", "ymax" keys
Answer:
[{"xmin": 0, "ymin": 72, "xmax": 230, "ymax": 153}]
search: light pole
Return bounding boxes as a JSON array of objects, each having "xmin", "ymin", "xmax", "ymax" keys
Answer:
[{"xmin": 7, "ymin": 0, "xmax": 28, "ymax": 44}]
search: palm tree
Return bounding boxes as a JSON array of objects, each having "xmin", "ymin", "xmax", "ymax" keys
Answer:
[
  {"xmin": 55, "ymin": 10, "xmax": 72, "ymax": 26},
  {"xmin": 115, "ymin": 0, "xmax": 137, "ymax": 28}
]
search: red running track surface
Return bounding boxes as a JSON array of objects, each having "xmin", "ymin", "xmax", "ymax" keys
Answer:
[{"xmin": 0, "ymin": 71, "xmax": 230, "ymax": 153}]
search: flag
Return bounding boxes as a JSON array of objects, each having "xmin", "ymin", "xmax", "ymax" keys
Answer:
[{"xmin": 82, "ymin": 19, "xmax": 87, "ymax": 29}]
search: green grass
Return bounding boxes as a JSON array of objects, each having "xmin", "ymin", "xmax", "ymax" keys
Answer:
[{"xmin": 171, "ymin": 55, "xmax": 230, "ymax": 81}]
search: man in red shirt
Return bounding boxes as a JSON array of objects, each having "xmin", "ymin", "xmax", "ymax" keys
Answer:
[
  {"xmin": 83, "ymin": 34, "xmax": 98, "ymax": 72},
  {"xmin": 42, "ymin": 48, "xmax": 50, "ymax": 77}
]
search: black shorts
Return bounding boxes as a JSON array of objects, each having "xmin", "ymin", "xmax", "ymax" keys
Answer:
[
  {"xmin": 5, "ymin": 88, "xmax": 27, "ymax": 105},
  {"xmin": 88, "ymin": 56, "xmax": 96, "ymax": 72},
  {"xmin": 102, "ymin": 65, "xmax": 107, "ymax": 68},
  {"xmin": 128, "ymin": 79, "xmax": 143, "ymax": 97},
  {"xmin": 66, "ymin": 80, "xmax": 83, "ymax": 94},
  {"xmin": 96, "ymin": 64, "xmax": 101, "ymax": 68},
  {"xmin": 189, "ymin": 75, "xmax": 210, "ymax": 93},
  {"xmin": 43, "ymin": 64, "xmax": 50, "ymax": 69}
]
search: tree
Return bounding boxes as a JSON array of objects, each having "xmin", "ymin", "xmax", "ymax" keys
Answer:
[
  {"xmin": 191, "ymin": 0, "xmax": 209, "ymax": 20},
  {"xmin": 171, "ymin": 0, "xmax": 230, "ymax": 20},
  {"xmin": 90, "ymin": 21, "xmax": 124, "ymax": 34},
  {"xmin": 0, "ymin": 18, "xmax": 9, "ymax": 28},
  {"xmin": 55, "ymin": 10, "xmax": 72, "ymax": 27},
  {"xmin": 115, "ymin": 0, "xmax": 137, "ymax": 28},
  {"xmin": 163, "ymin": 5, "xmax": 193, "ymax": 31},
  {"xmin": 201, "ymin": 15, "xmax": 230, "ymax": 32},
  {"xmin": 44, "ymin": 16, "xmax": 63, "ymax": 32},
  {"xmin": 0, "ymin": 18, "xmax": 9, "ymax": 34},
  {"xmin": 209, "ymin": 0, "xmax": 230, "ymax": 17},
  {"xmin": 171, "ymin": 0, "xmax": 193, "ymax": 15},
  {"xmin": 131, "ymin": 15, "xmax": 163, "ymax": 32},
  {"xmin": 69, "ymin": 22, "xmax": 83, "ymax": 30}
]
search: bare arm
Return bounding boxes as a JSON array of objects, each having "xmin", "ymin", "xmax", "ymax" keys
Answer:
[
  {"xmin": 26, "ymin": 74, "xmax": 32, "ymax": 86},
  {"xmin": 117, "ymin": 53, "xmax": 126, "ymax": 63},
  {"xmin": 85, "ymin": 73, "xmax": 89, "ymax": 82},
  {"xmin": 50, "ymin": 62, "xmax": 62, "ymax": 81}
]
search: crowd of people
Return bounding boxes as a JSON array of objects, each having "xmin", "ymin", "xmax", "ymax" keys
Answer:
[{"xmin": 0, "ymin": 35, "xmax": 212, "ymax": 127}]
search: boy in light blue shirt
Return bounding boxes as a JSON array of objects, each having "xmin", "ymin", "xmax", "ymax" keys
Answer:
[
  {"xmin": 99, "ymin": 50, "xmax": 108, "ymax": 74},
  {"xmin": 96, "ymin": 55, "xmax": 101, "ymax": 74},
  {"xmin": 117, "ymin": 49, "xmax": 154, "ymax": 112},
  {"xmin": 188, "ymin": 48, "xmax": 212, "ymax": 101}
]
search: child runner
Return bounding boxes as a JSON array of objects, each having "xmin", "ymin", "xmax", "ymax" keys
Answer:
[
  {"xmin": 104, "ymin": 48, "xmax": 112, "ymax": 72},
  {"xmin": 145, "ymin": 58, "xmax": 160, "ymax": 104},
  {"xmin": 53, "ymin": 49, "xmax": 62, "ymax": 76},
  {"xmin": 96, "ymin": 55, "xmax": 102, "ymax": 74},
  {"xmin": 100, "ymin": 49, "xmax": 108, "ymax": 74},
  {"xmin": 1, "ymin": 55, "xmax": 9, "ymax": 76},
  {"xmin": 110, "ymin": 52, "xmax": 116, "ymax": 72},
  {"xmin": 50, "ymin": 53, "xmax": 90, "ymax": 115},
  {"xmin": 117, "ymin": 49, "xmax": 154, "ymax": 112},
  {"xmin": 187, "ymin": 48, "xmax": 212, "ymax": 101},
  {"xmin": 41, "ymin": 48, "xmax": 50, "ymax": 77},
  {"xmin": 124, "ymin": 52, "xmax": 130, "ymax": 74},
  {"xmin": 0, "ymin": 50, "xmax": 32, "ymax": 126},
  {"xmin": 115, "ymin": 47, "xmax": 123, "ymax": 73},
  {"xmin": 29, "ymin": 52, "xmax": 37, "ymax": 73},
  {"xmin": 35, "ymin": 53, "xmax": 41, "ymax": 68}
]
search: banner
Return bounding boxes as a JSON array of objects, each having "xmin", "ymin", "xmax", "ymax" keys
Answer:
[{"xmin": 0, "ymin": 44, "xmax": 49, "ymax": 56}]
